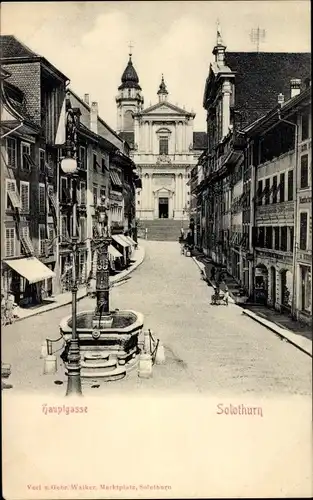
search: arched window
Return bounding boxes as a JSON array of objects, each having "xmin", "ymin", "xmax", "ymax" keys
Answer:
[{"xmin": 156, "ymin": 127, "xmax": 171, "ymax": 155}]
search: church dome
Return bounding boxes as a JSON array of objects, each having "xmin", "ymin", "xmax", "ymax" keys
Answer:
[{"xmin": 118, "ymin": 56, "xmax": 141, "ymax": 90}]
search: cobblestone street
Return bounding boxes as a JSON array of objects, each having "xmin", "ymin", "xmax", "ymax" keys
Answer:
[{"xmin": 2, "ymin": 240, "xmax": 312, "ymax": 397}]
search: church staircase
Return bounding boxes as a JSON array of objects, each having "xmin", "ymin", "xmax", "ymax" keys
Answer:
[{"xmin": 139, "ymin": 219, "xmax": 189, "ymax": 242}]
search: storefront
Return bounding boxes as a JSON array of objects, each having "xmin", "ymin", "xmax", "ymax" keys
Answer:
[
  {"xmin": 2, "ymin": 257, "xmax": 56, "ymax": 307},
  {"xmin": 254, "ymin": 263, "xmax": 268, "ymax": 304},
  {"xmin": 111, "ymin": 234, "xmax": 131, "ymax": 267},
  {"xmin": 297, "ymin": 254, "xmax": 312, "ymax": 324}
]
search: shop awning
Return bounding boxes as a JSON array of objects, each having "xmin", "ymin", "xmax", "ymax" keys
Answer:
[
  {"xmin": 123, "ymin": 235, "xmax": 136, "ymax": 246},
  {"xmin": 110, "ymin": 171, "xmax": 123, "ymax": 187},
  {"xmin": 118, "ymin": 234, "xmax": 134, "ymax": 247},
  {"xmin": 112, "ymin": 234, "xmax": 130, "ymax": 248},
  {"xmin": 4, "ymin": 257, "xmax": 56, "ymax": 284},
  {"xmin": 108, "ymin": 245, "xmax": 123, "ymax": 259}
]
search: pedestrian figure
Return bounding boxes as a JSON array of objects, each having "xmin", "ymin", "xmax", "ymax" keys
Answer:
[
  {"xmin": 223, "ymin": 286, "xmax": 229, "ymax": 306},
  {"xmin": 5, "ymin": 292, "xmax": 15, "ymax": 324},
  {"xmin": 1, "ymin": 294, "xmax": 6, "ymax": 325},
  {"xmin": 210, "ymin": 266, "xmax": 216, "ymax": 281},
  {"xmin": 60, "ymin": 342, "xmax": 70, "ymax": 364}
]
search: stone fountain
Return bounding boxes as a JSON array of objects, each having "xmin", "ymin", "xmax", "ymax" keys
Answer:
[{"xmin": 59, "ymin": 196, "xmax": 144, "ymax": 382}]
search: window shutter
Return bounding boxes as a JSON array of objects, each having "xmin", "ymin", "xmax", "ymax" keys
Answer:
[
  {"xmin": 5, "ymin": 228, "xmax": 15, "ymax": 257},
  {"xmin": 21, "ymin": 183, "xmax": 29, "ymax": 211},
  {"xmin": 39, "ymin": 184, "xmax": 45, "ymax": 212},
  {"xmin": 80, "ymin": 182, "xmax": 86, "ymax": 204},
  {"xmin": 7, "ymin": 180, "xmax": 16, "ymax": 192},
  {"xmin": 61, "ymin": 217, "xmax": 68, "ymax": 239}
]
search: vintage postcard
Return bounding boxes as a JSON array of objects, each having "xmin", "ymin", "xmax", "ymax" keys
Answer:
[{"xmin": 1, "ymin": 1, "xmax": 312, "ymax": 498}]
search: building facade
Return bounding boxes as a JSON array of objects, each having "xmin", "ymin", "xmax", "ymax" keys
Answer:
[
  {"xmin": 1, "ymin": 35, "xmax": 68, "ymax": 304},
  {"xmin": 193, "ymin": 30, "xmax": 311, "ymax": 294},
  {"xmin": 1, "ymin": 35, "xmax": 139, "ymax": 307},
  {"xmin": 246, "ymin": 86, "xmax": 312, "ymax": 322},
  {"xmin": 116, "ymin": 55, "xmax": 206, "ymax": 221}
]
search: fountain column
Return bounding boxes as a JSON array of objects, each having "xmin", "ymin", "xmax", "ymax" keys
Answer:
[{"xmin": 93, "ymin": 196, "xmax": 112, "ymax": 328}]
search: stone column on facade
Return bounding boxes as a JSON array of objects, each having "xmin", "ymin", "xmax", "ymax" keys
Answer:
[
  {"xmin": 150, "ymin": 173, "xmax": 153, "ymax": 214},
  {"xmin": 177, "ymin": 122, "xmax": 181, "ymax": 152},
  {"xmin": 180, "ymin": 172, "xmax": 184, "ymax": 214},
  {"xmin": 144, "ymin": 121, "xmax": 149, "ymax": 152},
  {"xmin": 173, "ymin": 174, "xmax": 177, "ymax": 213},
  {"xmin": 183, "ymin": 121, "xmax": 187, "ymax": 153},
  {"xmin": 222, "ymin": 80, "xmax": 232, "ymax": 138},
  {"xmin": 149, "ymin": 122, "xmax": 153, "ymax": 153},
  {"xmin": 176, "ymin": 173, "xmax": 181, "ymax": 212},
  {"xmin": 143, "ymin": 173, "xmax": 149, "ymax": 209},
  {"xmin": 154, "ymin": 192, "xmax": 158, "ymax": 218},
  {"xmin": 182, "ymin": 171, "xmax": 187, "ymax": 218},
  {"xmin": 175, "ymin": 122, "xmax": 178, "ymax": 153},
  {"xmin": 180, "ymin": 122, "xmax": 184, "ymax": 153}
]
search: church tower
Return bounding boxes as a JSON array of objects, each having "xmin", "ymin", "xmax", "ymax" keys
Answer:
[
  {"xmin": 116, "ymin": 48, "xmax": 144, "ymax": 133},
  {"xmin": 157, "ymin": 74, "xmax": 169, "ymax": 102}
]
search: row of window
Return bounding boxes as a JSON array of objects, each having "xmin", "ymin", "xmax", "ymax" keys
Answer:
[
  {"xmin": 255, "ymin": 226, "xmax": 294, "ymax": 252},
  {"xmin": 93, "ymin": 152, "xmax": 108, "ymax": 173},
  {"xmin": 60, "ymin": 216, "xmax": 87, "ymax": 241},
  {"xmin": 6, "ymin": 137, "xmax": 87, "ymax": 171},
  {"xmin": 255, "ymin": 215, "xmax": 310, "ymax": 252},
  {"xmin": 257, "ymin": 170, "xmax": 293, "ymax": 206},
  {"xmin": 5, "ymin": 223, "xmax": 55, "ymax": 258},
  {"xmin": 257, "ymin": 156, "xmax": 309, "ymax": 207},
  {"xmin": 93, "ymin": 184, "xmax": 106, "ymax": 207},
  {"xmin": 60, "ymin": 177, "xmax": 87, "ymax": 205},
  {"xmin": 6, "ymin": 139, "xmax": 35, "ymax": 170},
  {"xmin": 6, "ymin": 179, "xmax": 47, "ymax": 213}
]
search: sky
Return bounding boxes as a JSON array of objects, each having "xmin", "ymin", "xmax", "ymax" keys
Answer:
[{"xmin": 1, "ymin": 1, "xmax": 311, "ymax": 131}]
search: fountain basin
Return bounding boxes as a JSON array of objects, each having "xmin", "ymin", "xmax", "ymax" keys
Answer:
[{"xmin": 59, "ymin": 309, "xmax": 144, "ymax": 380}]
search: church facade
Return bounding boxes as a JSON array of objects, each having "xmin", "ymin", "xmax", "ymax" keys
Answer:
[{"xmin": 116, "ymin": 54, "xmax": 206, "ymax": 221}]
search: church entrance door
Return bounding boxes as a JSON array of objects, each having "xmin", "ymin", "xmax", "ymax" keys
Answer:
[{"xmin": 158, "ymin": 197, "xmax": 169, "ymax": 218}]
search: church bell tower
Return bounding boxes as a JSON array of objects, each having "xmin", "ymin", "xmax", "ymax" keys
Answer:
[{"xmin": 116, "ymin": 45, "xmax": 144, "ymax": 133}]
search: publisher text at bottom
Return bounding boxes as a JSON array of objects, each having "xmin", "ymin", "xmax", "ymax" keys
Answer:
[{"xmin": 29, "ymin": 484, "xmax": 172, "ymax": 492}]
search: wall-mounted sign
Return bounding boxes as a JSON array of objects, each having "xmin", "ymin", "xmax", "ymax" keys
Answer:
[
  {"xmin": 110, "ymin": 192, "xmax": 123, "ymax": 202},
  {"xmin": 256, "ymin": 250, "xmax": 293, "ymax": 265},
  {"xmin": 298, "ymin": 252, "xmax": 312, "ymax": 263}
]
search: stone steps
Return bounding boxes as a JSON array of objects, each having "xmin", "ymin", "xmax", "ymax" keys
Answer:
[
  {"xmin": 139, "ymin": 219, "xmax": 188, "ymax": 241},
  {"xmin": 83, "ymin": 352, "xmax": 110, "ymax": 362},
  {"xmin": 75, "ymin": 350, "xmax": 139, "ymax": 382},
  {"xmin": 81, "ymin": 359, "xmax": 118, "ymax": 372},
  {"xmin": 81, "ymin": 366, "xmax": 127, "ymax": 381}
]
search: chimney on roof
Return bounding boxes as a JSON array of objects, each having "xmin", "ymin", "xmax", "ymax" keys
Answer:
[
  {"xmin": 84, "ymin": 93, "xmax": 90, "ymax": 105},
  {"xmin": 90, "ymin": 101, "xmax": 98, "ymax": 134},
  {"xmin": 278, "ymin": 93, "xmax": 285, "ymax": 106},
  {"xmin": 290, "ymin": 78, "xmax": 301, "ymax": 98}
]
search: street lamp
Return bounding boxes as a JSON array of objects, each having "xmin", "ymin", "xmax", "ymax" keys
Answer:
[
  {"xmin": 93, "ymin": 195, "xmax": 113, "ymax": 329},
  {"xmin": 61, "ymin": 101, "xmax": 83, "ymax": 397}
]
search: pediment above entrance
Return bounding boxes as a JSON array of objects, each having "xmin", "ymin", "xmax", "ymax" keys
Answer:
[{"xmin": 152, "ymin": 186, "xmax": 174, "ymax": 195}]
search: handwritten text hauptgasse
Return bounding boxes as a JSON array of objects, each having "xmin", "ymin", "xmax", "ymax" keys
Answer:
[{"xmin": 42, "ymin": 404, "xmax": 88, "ymax": 415}]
